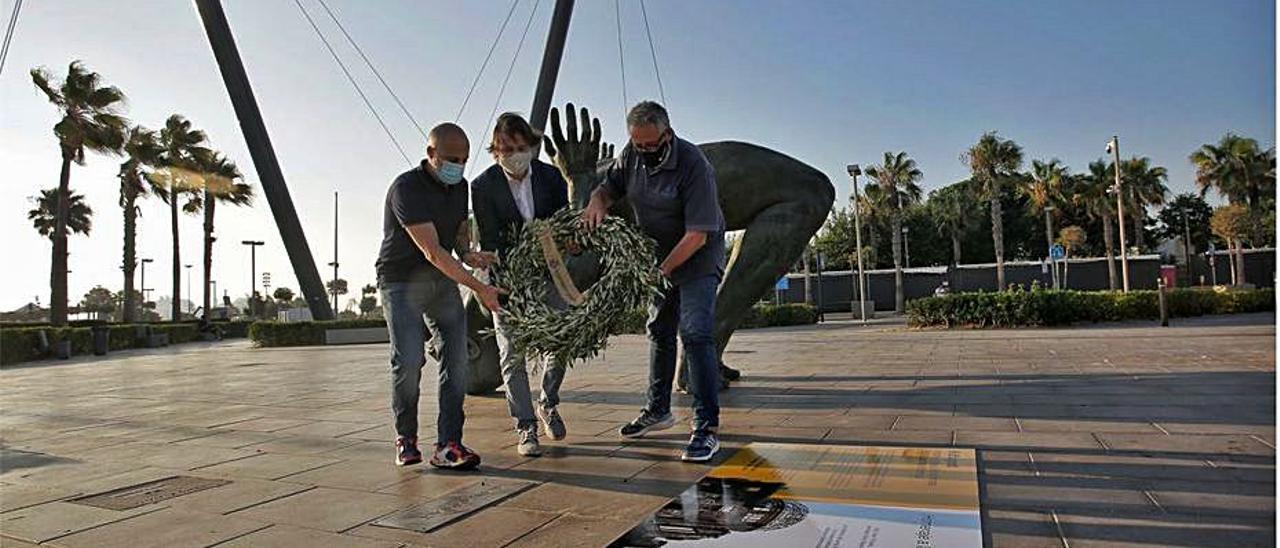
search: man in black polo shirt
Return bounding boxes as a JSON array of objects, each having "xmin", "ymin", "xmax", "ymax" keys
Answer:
[
  {"xmin": 582, "ymin": 101, "xmax": 727, "ymax": 462},
  {"xmin": 376, "ymin": 122, "xmax": 504, "ymax": 470}
]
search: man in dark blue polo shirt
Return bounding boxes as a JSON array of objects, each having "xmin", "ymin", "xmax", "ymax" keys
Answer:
[
  {"xmin": 471, "ymin": 112, "xmax": 570, "ymax": 457},
  {"xmin": 582, "ymin": 101, "xmax": 726, "ymax": 462},
  {"xmin": 376, "ymin": 122, "xmax": 504, "ymax": 470}
]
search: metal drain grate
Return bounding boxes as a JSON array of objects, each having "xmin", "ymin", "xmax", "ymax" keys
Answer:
[
  {"xmin": 70, "ymin": 476, "xmax": 231, "ymax": 510},
  {"xmin": 373, "ymin": 479, "xmax": 539, "ymax": 533}
]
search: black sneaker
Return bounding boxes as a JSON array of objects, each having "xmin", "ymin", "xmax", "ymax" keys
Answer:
[
  {"xmin": 720, "ymin": 363, "xmax": 741, "ymax": 381},
  {"xmin": 619, "ymin": 410, "xmax": 676, "ymax": 438},
  {"xmin": 681, "ymin": 430, "xmax": 719, "ymax": 462},
  {"xmin": 395, "ymin": 436, "xmax": 422, "ymax": 466}
]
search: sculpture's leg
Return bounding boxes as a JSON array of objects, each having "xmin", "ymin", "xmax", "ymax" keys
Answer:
[
  {"xmin": 464, "ymin": 295, "xmax": 503, "ymax": 395},
  {"xmin": 677, "ymin": 199, "xmax": 828, "ymax": 388}
]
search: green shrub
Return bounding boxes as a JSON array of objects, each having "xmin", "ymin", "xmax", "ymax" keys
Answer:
[
  {"xmin": 249, "ymin": 319, "xmax": 387, "ymax": 347},
  {"xmin": 907, "ymin": 288, "xmax": 1275, "ymax": 328},
  {"xmin": 740, "ymin": 303, "xmax": 819, "ymax": 329}
]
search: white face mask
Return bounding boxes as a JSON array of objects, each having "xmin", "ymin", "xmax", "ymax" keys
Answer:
[{"xmin": 499, "ymin": 150, "xmax": 533, "ymax": 176}]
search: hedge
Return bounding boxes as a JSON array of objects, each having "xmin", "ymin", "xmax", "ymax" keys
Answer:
[
  {"xmin": 250, "ymin": 304, "xmax": 820, "ymax": 347},
  {"xmin": 0, "ymin": 320, "xmax": 253, "ymax": 365},
  {"xmin": 248, "ymin": 319, "xmax": 388, "ymax": 348},
  {"xmin": 906, "ymin": 287, "xmax": 1275, "ymax": 328}
]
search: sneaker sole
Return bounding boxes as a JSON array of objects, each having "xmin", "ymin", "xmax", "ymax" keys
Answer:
[
  {"xmin": 429, "ymin": 458, "xmax": 481, "ymax": 471},
  {"xmin": 619, "ymin": 416, "xmax": 677, "ymax": 439},
  {"xmin": 395, "ymin": 457, "xmax": 422, "ymax": 466},
  {"xmin": 681, "ymin": 441, "xmax": 719, "ymax": 463}
]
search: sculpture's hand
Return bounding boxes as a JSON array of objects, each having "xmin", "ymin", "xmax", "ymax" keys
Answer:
[
  {"xmin": 599, "ymin": 142, "xmax": 616, "ymax": 162},
  {"xmin": 543, "ymin": 103, "xmax": 602, "ymax": 180}
]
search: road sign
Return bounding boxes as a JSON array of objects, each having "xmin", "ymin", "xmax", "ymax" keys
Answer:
[
  {"xmin": 1049, "ymin": 244, "xmax": 1065, "ymax": 260},
  {"xmin": 775, "ymin": 277, "xmax": 790, "ymax": 291}
]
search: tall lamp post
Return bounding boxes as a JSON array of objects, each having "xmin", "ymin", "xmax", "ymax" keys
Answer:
[
  {"xmin": 242, "ymin": 240, "xmax": 265, "ymax": 317},
  {"xmin": 1045, "ymin": 205, "xmax": 1058, "ymax": 289},
  {"xmin": 328, "ymin": 191, "xmax": 339, "ymax": 318},
  {"xmin": 1107, "ymin": 136, "xmax": 1130, "ymax": 292},
  {"xmin": 846, "ymin": 165, "xmax": 868, "ymax": 323},
  {"xmin": 903, "ymin": 226, "xmax": 911, "ymax": 269},
  {"xmin": 140, "ymin": 258, "xmax": 154, "ymax": 307},
  {"xmin": 1180, "ymin": 208, "xmax": 1193, "ymax": 284},
  {"xmin": 184, "ymin": 264, "xmax": 193, "ymax": 314}
]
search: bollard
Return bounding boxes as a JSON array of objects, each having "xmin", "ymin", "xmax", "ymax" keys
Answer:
[{"xmin": 1157, "ymin": 277, "xmax": 1169, "ymax": 327}]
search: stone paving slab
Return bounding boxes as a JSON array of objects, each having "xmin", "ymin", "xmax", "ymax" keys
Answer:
[{"xmin": 0, "ymin": 313, "xmax": 1274, "ymax": 547}]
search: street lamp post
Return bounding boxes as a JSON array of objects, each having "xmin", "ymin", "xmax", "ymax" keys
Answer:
[
  {"xmin": 140, "ymin": 258, "xmax": 154, "ymax": 306},
  {"xmin": 846, "ymin": 164, "xmax": 868, "ymax": 323},
  {"xmin": 1045, "ymin": 205, "xmax": 1058, "ymax": 289},
  {"xmin": 184, "ymin": 264, "xmax": 193, "ymax": 314},
  {"xmin": 210, "ymin": 280, "xmax": 217, "ymax": 313},
  {"xmin": 242, "ymin": 240, "xmax": 265, "ymax": 317},
  {"xmin": 1107, "ymin": 136, "xmax": 1130, "ymax": 292},
  {"xmin": 1181, "ymin": 208, "xmax": 1193, "ymax": 285},
  {"xmin": 902, "ymin": 227, "xmax": 911, "ymax": 269}
]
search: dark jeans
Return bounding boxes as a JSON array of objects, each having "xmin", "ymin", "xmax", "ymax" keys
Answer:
[
  {"xmin": 380, "ymin": 273, "xmax": 469, "ymax": 445},
  {"xmin": 645, "ymin": 273, "xmax": 721, "ymax": 432}
]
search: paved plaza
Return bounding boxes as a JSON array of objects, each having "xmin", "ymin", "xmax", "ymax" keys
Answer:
[{"xmin": 1, "ymin": 313, "xmax": 1275, "ymax": 547}]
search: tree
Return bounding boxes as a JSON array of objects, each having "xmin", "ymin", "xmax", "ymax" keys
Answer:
[
  {"xmin": 79, "ymin": 286, "xmax": 118, "ymax": 319},
  {"xmin": 31, "ymin": 61, "xmax": 128, "ymax": 325},
  {"xmin": 1022, "ymin": 159, "xmax": 1069, "ymax": 261},
  {"xmin": 29, "ymin": 188, "xmax": 92, "ymax": 239},
  {"xmin": 1057, "ymin": 226, "xmax": 1087, "ymax": 287},
  {"xmin": 1119, "ymin": 156, "xmax": 1168, "ymax": 251},
  {"xmin": 273, "ymin": 287, "xmax": 295, "ymax": 304},
  {"xmin": 149, "ymin": 115, "xmax": 212, "ymax": 322},
  {"xmin": 812, "ymin": 208, "xmax": 856, "ymax": 271},
  {"xmin": 1210, "ymin": 204, "xmax": 1252, "ymax": 285},
  {"xmin": 857, "ymin": 183, "xmax": 891, "ymax": 268},
  {"xmin": 193, "ymin": 152, "xmax": 252, "ymax": 319},
  {"xmin": 962, "ymin": 132, "xmax": 1024, "ymax": 289},
  {"xmin": 1191, "ymin": 133, "xmax": 1276, "ymax": 210},
  {"xmin": 117, "ymin": 126, "xmax": 164, "ymax": 323},
  {"xmin": 864, "ymin": 151, "xmax": 923, "ymax": 313},
  {"xmin": 327, "ymin": 278, "xmax": 349, "ymax": 313},
  {"xmin": 358, "ymin": 284, "xmax": 378, "ymax": 317},
  {"xmin": 1155, "ymin": 194, "xmax": 1214, "ymax": 269},
  {"xmin": 1073, "ymin": 162, "xmax": 1118, "ymax": 289},
  {"xmin": 927, "ymin": 183, "xmax": 978, "ymax": 267}
]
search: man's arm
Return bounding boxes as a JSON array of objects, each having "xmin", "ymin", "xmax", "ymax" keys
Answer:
[
  {"xmin": 404, "ymin": 222, "xmax": 502, "ymax": 310},
  {"xmin": 659, "ymin": 231, "xmax": 708, "ymax": 278}
]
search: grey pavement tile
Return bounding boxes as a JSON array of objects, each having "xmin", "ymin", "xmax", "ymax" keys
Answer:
[
  {"xmin": 0, "ymin": 502, "xmax": 161, "ymax": 544},
  {"xmin": 349, "ymin": 506, "xmax": 559, "ymax": 547},
  {"xmin": 216, "ymin": 524, "xmax": 404, "ymax": 548},
  {"xmin": 44, "ymin": 508, "xmax": 270, "ymax": 548},
  {"xmin": 230, "ymin": 486, "xmax": 414, "ymax": 532}
]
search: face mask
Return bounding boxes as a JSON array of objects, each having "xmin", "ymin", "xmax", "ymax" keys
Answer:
[
  {"xmin": 436, "ymin": 161, "xmax": 465, "ymax": 186},
  {"xmin": 638, "ymin": 136, "xmax": 670, "ymax": 169},
  {"xmin": 499, "ymin": 150, "xmax": 533, "ymax": 176}
]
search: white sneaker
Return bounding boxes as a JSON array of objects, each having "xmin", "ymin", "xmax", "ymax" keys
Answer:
[{"xmin": 517, "ymin": 426, "xmax": 543, "ymax": 457}]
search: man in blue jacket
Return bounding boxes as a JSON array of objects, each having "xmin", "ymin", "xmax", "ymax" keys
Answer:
[{"xmin": 471, "ymin": 112, "xmax": 570, "ymax": 457}]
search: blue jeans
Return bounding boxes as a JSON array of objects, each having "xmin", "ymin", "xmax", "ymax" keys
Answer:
[
  {"xmin": 381, "ymin": 273, "xmax": 469, "ymax": 445},
  {"xmin": 645, "ymin": 273, "xmax": 720, "ymax": 432}
]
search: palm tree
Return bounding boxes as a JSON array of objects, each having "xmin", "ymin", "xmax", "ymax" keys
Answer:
[
  {"xmin": 117, "ymin": 126, "xmax": 164, "ymax": 323},
  {"xmin": 864, "ymin": 152, "xmax": 923, "ymax": 313},
  {"xmin": 858, "ymin": 183, "xmax": 891, "ymax": 268},
  {"xmin": 1119, "ymin": 157, "xmax": 1168, "ymax": 251},
  {"xmin": 30, "ymin": 188, "xmax": 93, "ymax": 239},
  {"xmin": 31, "ymin": 61, "xmax": 128, "ymax": 325},
  {"xmin": 150, "ymin": 114, "xmax": 212, "ymax": 322},
  {"xmin": 1022, "ymin": 159, "xmax": 1069, "ymax": 262},
  {"xmin": 193, "ymin": 152, "xmax": 252, "ymax": 319},
  {"xmin": 1210, "ymin": 204, "xmax": 1252, "ymax": 285},
  {"xmin": 1057, "ymin": 226, "xmax": 1087, "ymax": 288},
  {"xmin": 1076, "ymin": 163, "xmax": 1118, "ymax": 289},
  {"xmin": 962, "ymin": 132, "xmax": 1024, "ymax": 290},
  {"xmin": 1191, "ymin": 134, "xmax": 1275, "ymax": 210},
  {"xmin": 928, "ymin": 182, "xmax": 978, "ymax": 267}
]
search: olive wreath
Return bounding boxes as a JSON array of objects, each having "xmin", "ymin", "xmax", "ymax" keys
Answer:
[{"xmin": 494, "ymin": 207, "xmax": 663, "ymax": 367}]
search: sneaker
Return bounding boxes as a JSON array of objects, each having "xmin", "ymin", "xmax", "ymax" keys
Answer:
[
  {"xmin": 517, "ymin": 426, "xmax": 543, "ymax": 457},
  {"xmin": 720, "ymin": 363, "xmax": 741, "ymax": 381},
  {"xmin": 395, "ymin": 436, "xmax": 422, "ymax": 466},
  {"xmin": 681, "ymin": 430, "xmax": 719, "ymax": 462},
  {"xmin": 618, "ymin": 410, "xmax": 676, "ymax": 439},
  {"xmin": 537, "ymin": 405, "xmax": 567, "ymax": 440},
  {"xmin": 429, "ymin": 441, "xmax": 481, "ymax": 470}
]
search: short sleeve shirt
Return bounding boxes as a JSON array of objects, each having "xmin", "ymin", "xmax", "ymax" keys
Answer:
[
  {"xmin": 375, "ymin": 162, "xmax": 469, "ymax": 283},
  {"xmin": 601, "ymin": 136, "xmax": 726, "ymax": 285}
]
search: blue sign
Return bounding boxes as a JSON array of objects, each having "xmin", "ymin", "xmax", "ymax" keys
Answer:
[
  {"xmin": 775, "ymin": 277, "xmax": 790, "ymax": 290},
  {"xmin": 1050, "ymin": 244, "xmax": 1066, "ymax": 260}
]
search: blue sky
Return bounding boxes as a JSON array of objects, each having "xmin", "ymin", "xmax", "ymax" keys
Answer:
[{"xmin": 1, "ymin": 0, "xmax": 1273, "ymax": 311}]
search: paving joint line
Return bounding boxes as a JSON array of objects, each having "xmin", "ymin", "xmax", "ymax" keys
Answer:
[
  {"xmin": 1027, "ymin": 451, "xmax": 1041, "ymax": 476},
  {"xmin": 1013, "ymin": 416, "xmax": 1023, "ymax": 433},
  {"xmin": 1091, "ymin": 432, "xmax": 1110, "ymax": 452},
  {"xmin": 1142, "ymin": 489, "xmax": 1167, "ymax": 514},
  {"xmin": 1247, "ymin": 434, "xmax": 1275, "ymax": 450},
  {"xmin": 1050, "ymin": 510, "xmax": 1070, "ymax": 548},
  {"xmin": 888, "ymin": 415, "xmax": 901, "ymax": 431},
  {"xmin": 1150, "ymin": 422, "xmax": 1170, "ymax": 435}
]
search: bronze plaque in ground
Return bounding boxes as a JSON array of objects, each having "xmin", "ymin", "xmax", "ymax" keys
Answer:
[
  {"xmin": 70, "ymin": 476, "xmax": 231, "ymax": 510},
  {"xmin": 373, "ymin": 478, "xmax": 539, "ymax": 533}
]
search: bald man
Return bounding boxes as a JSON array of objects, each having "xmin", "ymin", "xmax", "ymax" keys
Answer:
[{"xmin": 376, "ymin": 123, "xmax": 504, "ymax": 470}]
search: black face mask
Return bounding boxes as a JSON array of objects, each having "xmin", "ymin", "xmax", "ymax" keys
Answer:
[{"xmin": 639, "ymin": 140, "xmax": 670, "ymax": 169}]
